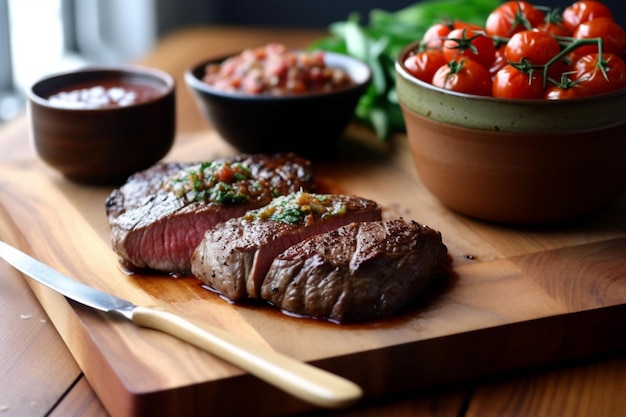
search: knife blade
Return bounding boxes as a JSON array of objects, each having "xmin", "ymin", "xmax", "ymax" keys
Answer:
[{"xmin": 0, "ymin": 240, "xmax": 362, "ymax": 409}]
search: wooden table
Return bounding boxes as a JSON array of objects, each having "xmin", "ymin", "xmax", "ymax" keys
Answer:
[{"xmin": 1, "ymin": 26, "xmax": 626, "ymax": 417}]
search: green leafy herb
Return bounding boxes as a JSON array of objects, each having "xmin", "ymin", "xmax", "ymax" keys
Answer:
[{"xmin": 309, "ymin": 0, "xmax": 501, "ymax": 138}]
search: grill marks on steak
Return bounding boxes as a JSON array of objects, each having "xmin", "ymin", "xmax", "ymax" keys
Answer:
[
  {"xmin": 191, "ymin": 193, "xmax": 382, "ymax": 301},
  {"xmin": 261, "ymin": 219, "xmax": 449, "ymax": 323},
  {"xmin": 105, "ymin": 162, "xmax": 188, "ymax": 221},
  {"xmin": 105, "ymin": 153, "xmax": 451, "ymax": 323},
  {"xmin": 106, "ymin": 153, "xmax": 315, "ymax": 274}
]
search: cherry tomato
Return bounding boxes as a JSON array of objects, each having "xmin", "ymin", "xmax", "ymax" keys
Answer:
[
  {"xmin": 422, "ymin": 21, "xmax": 483, "ymax": 49},
  {"xmin": 570, "ymin": 17, "xmax": 626, "ymax": 62},
  {"xmin": 505, "ymin": 30, "xmax": 562, "ymax": 65},
  {"xmin": 442, "ymin": 28, "xmax": 496, "ymax": 69},
  {"xmin": 562, "ymin": 0, "xmax": 613, "ymax": 34},
  {"xmin": 545, "ymin": 82, "xmax": 592, "ymax": 99},
  {"xmin": 573, "ymin": 52, "xmax": 626, "ymax": 95},
  {"xmin": 431, "ymin": 58, "xmax": 492, "ymax": 96},
  {"xmin": 485, "ymin": 1, "xmax": 545, "ymax": 37},
  {"xmin": 504, "ymin": 29, "xmax": 566, "ymax": 80},
  {"xmin": 493, "ymin": 64, "xmax": 546, "ymax": 99},
  {"xmin": 534, "ymin": 21, "xmax": 572, "ymax": 37},
  {"xmin": 423, "ymin": 23, "xmax": 453, "ymax": 49},
  {"xmin": 490, "ymin": 45, "xmax": 509, "ymax": 76},
  {"xmin": 403, "ymin": 50, "xmax": 448, "ymax": 82},
  {"xmin": 453, "ymin": 21, "xmax": 484, "ymax": 30}
]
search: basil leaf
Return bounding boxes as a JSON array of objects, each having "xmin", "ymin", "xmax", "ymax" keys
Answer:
[{"xmin": 310, "ymin": 0, "xmax": 501, "ymax": 139}]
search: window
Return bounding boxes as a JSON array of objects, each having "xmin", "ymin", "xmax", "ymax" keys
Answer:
[
  {"xmin": 0, "ymin": 0, "xmax": 157, "ymax": 123},
  {"xmin": 8, "ymin": 0, "xmax": 76, "ymax": 93},
  {"xmin": 0, "ymin": 0, "xmax": 21, "ymax": 122}
]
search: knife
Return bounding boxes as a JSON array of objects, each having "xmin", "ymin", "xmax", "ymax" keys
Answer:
[{"xmin": 0, "ymin": 240, "xmax": 362, "ymax": 409}]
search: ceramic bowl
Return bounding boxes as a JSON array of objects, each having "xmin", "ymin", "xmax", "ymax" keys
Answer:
[
  {"xmin": 28, "ymin": 66, "xmax": 176, "ymax": 185},
  {"xmin": 184, "ymin": 50, "xmax": 371, "ymax": 159},
  {"xmin": 395, "ymin": 41, "xmax": 626, "ymax": 224}
]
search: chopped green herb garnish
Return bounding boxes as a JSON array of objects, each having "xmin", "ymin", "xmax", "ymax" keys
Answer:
[
  {"xmin": 245, "ymin": 191, "xmax": 348, "ymax": 224},
  {"xmin": 164, "ymin": 161, "xmax": 268, "ymax": 205}
]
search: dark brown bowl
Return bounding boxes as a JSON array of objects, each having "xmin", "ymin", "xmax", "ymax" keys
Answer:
[
  {"xmin": 184, "ymin": 51, "xmax": 371, "ymax": 159},
  {"xmin": 395, "ymin": 41, "xmax": 626, "ymax": 224},
  {"xmin": 28, "ymin": 66, "xmax": 176, "ymax": 185}
]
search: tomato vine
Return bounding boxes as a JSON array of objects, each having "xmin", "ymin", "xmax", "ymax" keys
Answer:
[{"xmin": 403, "ymin": 0, "xmax": 626, "ymax": 99}]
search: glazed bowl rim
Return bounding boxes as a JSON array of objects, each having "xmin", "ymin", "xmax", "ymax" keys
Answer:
[
  {"xmin": 395, "ymin": 39, "xmax": 626, "ymax": 106},
  {"xmin": 395, "ymin": 40, "xmax": 626, "ymax": 132},
  {"xmin": 28, "ymin": 65, "xmax": 176, "ymax": 112}
]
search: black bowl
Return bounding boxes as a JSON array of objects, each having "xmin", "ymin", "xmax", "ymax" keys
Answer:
[{"xmin": 184, "ymin": 50, "xmax": 371, "ymax": 159}]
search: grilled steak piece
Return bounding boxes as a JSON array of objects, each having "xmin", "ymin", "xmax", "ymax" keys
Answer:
[
  {"xmin": 261, "ymin": 219, "xmax": 449, "ymax": 323},
  {"xmin": 191, "ymin": 192, "xmax": 382, "ymax": 301},
  {"xmin": 106, "ymin": 153, "xmax": 315, "ymax": 274},
  {"xmin": 105, "ymin": 162, "xmax": 188, "ymax": 221}
]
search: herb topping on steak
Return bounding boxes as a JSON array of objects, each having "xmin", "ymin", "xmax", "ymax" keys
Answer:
[
  {"xmin": 106, "ymin": 153, "xmax": 315, "ymax": 274},
  {"xmin": 191, "ymin": 192, "xmax": 382, "ymax": 301},
  {"xmin": 164, "ymin": 160, "xmax": 282, "ymax": 205}
]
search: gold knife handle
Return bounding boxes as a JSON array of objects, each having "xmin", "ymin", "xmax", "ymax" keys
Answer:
[{"xmin": 131, "ymin": 306, "xmax": 363, "ymax": 409}]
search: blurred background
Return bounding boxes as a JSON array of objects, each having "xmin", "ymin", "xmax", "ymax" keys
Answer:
[{"xmin": 1, "ymin": 0, "xmax": 624, "ymax": 125}]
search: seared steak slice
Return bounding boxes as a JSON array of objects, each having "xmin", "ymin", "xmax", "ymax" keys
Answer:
[
  {"xmin": 261, "ymin": 219, "xmax": 449, "ymax": 323},
  {"xmin": 105, "ymin": 162, "xmax": 188, "ymax": 221},
  {"xmin": 191, "ymin": 192, "xmax": 382, "ymax": 301},
  {"xmin": 107, "ymin": 153, "xmax": 315, "ymax": 273}
]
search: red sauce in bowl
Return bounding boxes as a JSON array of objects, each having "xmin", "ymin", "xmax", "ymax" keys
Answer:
[{"xmin": 47, "ymin": 80, "xmax": 164, "ymax": 109}]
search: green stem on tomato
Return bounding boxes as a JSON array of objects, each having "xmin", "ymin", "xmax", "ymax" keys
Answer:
[
  {"xmin": 511, "ymin": 1, "xmax": 536, "ymax": 32},
  {"xmin": 445, "ymin": 28, "xmax": 482, "ymax": 55},
  {"xmin": 309, "ymin": 0, "xmax": 501, "ymax": 139},
  {"xmin": 540, "ymin": 37, "xmax": 605, "ymax": 87}
]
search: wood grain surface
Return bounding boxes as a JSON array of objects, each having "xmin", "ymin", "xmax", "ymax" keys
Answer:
[
  {"xmin": 0, "ymin": 125, "xmax": 624, "ymax": 417},
  {"xmin": 2, "ymin": 26, "xmax": 626, "ymax": 417}
]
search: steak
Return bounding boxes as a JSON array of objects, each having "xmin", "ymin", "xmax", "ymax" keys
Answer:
[
  {"xmin": 191, "ymin": 192, "xmax": 382, "ymax": 301},
  {"xmin": 106, "ymin": 153, "xmax": 315, "ymax": 273},
  {"xmin": 105, "ymin": 162, "xmax": 189, "ymax": 221},
  {"xmin": 261, "ymin": 219, "xmax": 449, "ymax": 323}
]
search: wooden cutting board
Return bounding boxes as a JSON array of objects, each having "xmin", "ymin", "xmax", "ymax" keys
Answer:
[{"xmin": 0, "ymin": 128, "xmax": 625, "ymax": 417}]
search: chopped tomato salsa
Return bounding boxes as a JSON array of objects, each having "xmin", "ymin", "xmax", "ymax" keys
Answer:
[{"xmin": 203, "ymin": 43, "xmax": 354, "ymax": 95}]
